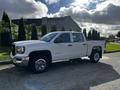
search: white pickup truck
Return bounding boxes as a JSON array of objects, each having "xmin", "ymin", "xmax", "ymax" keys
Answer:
[{"xmin": 11, "ymin": 31, "xmax": 105, "ymax": 73}]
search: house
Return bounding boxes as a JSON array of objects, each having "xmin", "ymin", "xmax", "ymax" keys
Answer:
[{"xmin": 12, "ymin": 16, "xmax": 81, "ymax": 33}]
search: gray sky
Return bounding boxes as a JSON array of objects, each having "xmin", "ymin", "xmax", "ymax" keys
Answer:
[{"xmin": 0, "ymin": 0, "xmax": 120, "ymax": 35}]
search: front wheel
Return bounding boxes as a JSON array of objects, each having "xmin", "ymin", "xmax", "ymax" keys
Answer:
[
  {"xmin": 90, "ymin": 51, "xmax": 100, "ymax": 63},
  {"xmin": 29, "ymin": 57, "xmax": 48, "ymax": 73}
]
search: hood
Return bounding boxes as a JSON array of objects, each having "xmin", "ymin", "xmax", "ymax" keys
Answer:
[{"xmin": 14, "ymin": 40, "xmax": 47, "ymax": 46}]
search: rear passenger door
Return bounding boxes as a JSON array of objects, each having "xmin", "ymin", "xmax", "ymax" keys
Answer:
[{"xmin": 72, "ymin": 33, "xmax": 87, "ymax": 57}]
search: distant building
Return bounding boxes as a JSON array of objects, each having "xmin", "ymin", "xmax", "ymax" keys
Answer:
[{"xmin": 12, "ymin": 16, "xmax": 81, "ymax": 33}]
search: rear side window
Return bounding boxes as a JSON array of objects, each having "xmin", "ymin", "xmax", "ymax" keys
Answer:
[
  {"xmin": 72, "ymin": 33, "xmax": 84, "ymax": 42},
  {"xmin": 54, "ymin": 33, "xmax": 70, "ymax": 43}
]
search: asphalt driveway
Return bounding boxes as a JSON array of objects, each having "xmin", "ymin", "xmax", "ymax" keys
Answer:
[{"xmin": 0, "ymin": 52, "xmax": 120, "ymax": 90}]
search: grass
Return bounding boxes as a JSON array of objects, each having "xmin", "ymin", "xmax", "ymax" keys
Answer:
[
  {"xmin": 0, "ymin": 46, "xmax": 10, "ymax": 61},
  {"xmin": 105, "ymin": 42, "xmax": 120, "ymax": 52}
]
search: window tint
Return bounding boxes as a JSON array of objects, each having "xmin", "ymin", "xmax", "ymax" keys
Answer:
[
  {"xmin": 54, "ymin": 33, "xmax": 70, "ymax": 43},
  {"xmin": 72, "ymin": 33, "xmax": 84, "ymax": 42}
]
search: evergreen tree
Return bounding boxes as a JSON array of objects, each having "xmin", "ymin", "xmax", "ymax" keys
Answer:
[
  {"xmin": 91, "ymin": 29, "xmax": 101, "ymax": 40},
  {"xmin": 92, "ymin": 29, "xmax": 96, "ymax": 40},
  {"xmin": 88, "ymin": 30, "xmax": 92, "ymax": 40},
  {"xmin": 31, "ymin": 25, "xmax": 38, "ymax": 40},
  {"xmin": 18, "ymin": 18, "xmax": 26, "ymax": 41},
  {"xmin": 83, "ymin": 28, "xmax": 87, "ymax": 38},
  {"xmin": 97, "ymin": 32, "xmax": 100, "ymax": 40},
  {"xmin": 2, "ymin": 11, "xmax": 10, "ymax": 23},
  {"xmin": 0, "ymin": 11, "xmax": 12, "ymax": 46},
  {"xmin": 116, "ymin": 31, "xmax": 120, "ymax": 38},
  {"xmin": 41, "ymin": 25, "xmax": 47, "ymax": 36},
  {"xmin": 51, "ymin": 25, "xmax": 57, "ymax": 32}
]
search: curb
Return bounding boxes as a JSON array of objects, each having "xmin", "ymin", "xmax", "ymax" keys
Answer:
[
  {"xmin": 104, "ymin": 50, "xmax": 120, "ymax": 54},
  {"xmin": 0, "ymin": 60, "xmax": 12, "ymax": 65}
]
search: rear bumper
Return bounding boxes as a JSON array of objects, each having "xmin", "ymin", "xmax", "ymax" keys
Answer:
[{"xmin": 11, "ymin": 55, "xmax": 29, "ymax": 67}]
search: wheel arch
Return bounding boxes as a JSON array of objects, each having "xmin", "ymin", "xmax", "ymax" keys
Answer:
[
  {"xmin": 29, "ymin": 50, "xmax": 52, "ymax": 63},
  {"xmin": 91, "ymin": 46, "xmax": 102, "ymax": 58}
]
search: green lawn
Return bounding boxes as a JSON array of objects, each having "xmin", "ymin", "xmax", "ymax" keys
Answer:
[
  {"xmin": 0, "ymin": 46, "xmax": 10, "ymax": 61},
  {"xmin": 105, "ymin": 42, "xmax": 120, "ymax": 52}
]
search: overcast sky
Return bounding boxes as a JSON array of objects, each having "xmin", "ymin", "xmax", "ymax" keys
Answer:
[{"xmin": 0, "ymin": 0, "xmax": 120, "ymax": 35}]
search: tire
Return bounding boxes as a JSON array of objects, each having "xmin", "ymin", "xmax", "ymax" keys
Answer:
[
  {"xmin": 29, "ymin": 56, "xmax": 49, "ymax": 73},
  {"xmin": 90, "ymin": 51, "xmax": 100, "ymax": 63}
]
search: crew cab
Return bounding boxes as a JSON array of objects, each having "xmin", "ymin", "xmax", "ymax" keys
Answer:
[{"xmin": 11, "ymin": 31, "xmax": 105, "ymax": 73}]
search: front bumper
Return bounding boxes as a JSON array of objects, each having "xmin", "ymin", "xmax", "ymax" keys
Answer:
[{"xmin": 11, "ymin": 56, "xmax": 29, "ymax": 67}]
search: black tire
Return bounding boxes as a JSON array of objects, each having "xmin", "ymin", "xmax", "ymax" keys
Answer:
[
  {"xmin": 90, "ymin": 51, "xmax": 100, "ymax": 63},
  {"xmin": 29, "ymin": 56, "xmax": 49, "ymax": 73}
]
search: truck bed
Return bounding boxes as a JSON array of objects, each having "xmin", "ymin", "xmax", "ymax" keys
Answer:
[{"xmin": 86, "ymin": 40, "xmax": 105, "ymax": 56}]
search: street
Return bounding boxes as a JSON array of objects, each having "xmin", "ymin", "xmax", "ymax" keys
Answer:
[{"xmin": 0, "ymin": 52, "xmax": 120, "ymax": 90}]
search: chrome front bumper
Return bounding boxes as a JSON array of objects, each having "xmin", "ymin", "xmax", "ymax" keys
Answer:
[{"xmin": 12, "ymin": 56, "xmax": 29, "ymax": 67}]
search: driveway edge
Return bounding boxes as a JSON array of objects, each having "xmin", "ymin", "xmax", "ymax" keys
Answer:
[
  {"xmin": 0, "ymin": 60, "xmax": 12, "ymax": 65},
  {"xmin": 104, "ymin": 50, "xmax": 120, "ymax": 54}
]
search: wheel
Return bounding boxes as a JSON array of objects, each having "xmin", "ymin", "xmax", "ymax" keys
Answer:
[
  {"xmin": 29, "ymin": 56, "xmax": 49, "ymax": 73},
  {"xmin": 90, "ymin": 51, "xmax": 100, "ymax": 63}
]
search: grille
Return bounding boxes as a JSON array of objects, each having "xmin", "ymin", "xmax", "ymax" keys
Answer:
[{"xmin": 11, "ymin": 44, "xmax": 15, "ymax": 56}]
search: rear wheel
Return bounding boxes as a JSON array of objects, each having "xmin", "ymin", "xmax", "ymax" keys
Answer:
[{"xmin": 90, "ymin": 51, "xmax": 100, "ymax": 63}]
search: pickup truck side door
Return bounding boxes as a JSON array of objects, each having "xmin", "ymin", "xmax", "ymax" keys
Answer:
[
  {"xmin": 52, "ymin": 33, "xmax": 74, "ymax": 60},
  {"xmin": 71, "ymin": 33, "xmax": 87, "ymax": 57}
]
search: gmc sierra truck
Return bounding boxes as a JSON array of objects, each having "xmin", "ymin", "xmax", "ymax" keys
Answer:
[{"xmin": 11, "ymin": 31, "xmax": 105, "ymax": 73}]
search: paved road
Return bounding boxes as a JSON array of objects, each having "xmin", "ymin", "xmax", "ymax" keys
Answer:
[{"xmin": 0, "ymin": 52, "xmax": 120, "ymax": 90}]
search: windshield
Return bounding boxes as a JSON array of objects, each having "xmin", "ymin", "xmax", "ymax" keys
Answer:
[{"xmin": 41, "ymin": 33, "xmax": 58, "ymax": 42}]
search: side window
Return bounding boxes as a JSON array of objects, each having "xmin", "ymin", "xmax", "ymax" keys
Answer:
[
  {"xmin": 72, "ymin": 33, "xmax": 84, "ymax": 42},
  {"xmin": 54, "ymin": 33, "xmax": 70, "ymax": 43}
]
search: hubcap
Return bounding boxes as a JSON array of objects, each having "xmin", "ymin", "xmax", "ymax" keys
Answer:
[
  {"xmin": 35, "ymin": 59, "xmax": 46, "ymax": 72},
  {"xmin": 94, "ymin": 53, "xmax": 100, "ymax": 61}
]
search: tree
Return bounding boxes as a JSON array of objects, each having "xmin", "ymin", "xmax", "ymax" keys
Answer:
[
  {"xmin": 41, "ymin": 25, "xmax": 47, "ymax": 36},
  {"xmin": 11, "ymin": 23, "xmax": 18, "ymax": 41},
  {"xmin": 109, "ymin": 34, "xmax": 115, "ymax": 41},
  {"xmin": 90, "ymin": 28, "xmax": 101, "ymax": 40},
  {"xmin": 88, "ymin": 30, "xmax": 92, "ymax": 40},
  {"xmin": 18, "ymin": 18, "xmax": 26, "ymax": 41},
  {"xmin": 51, "ymin": 25, "xmax": 57, "ymax": 32},
  {"xmin": 92, "ymin": 29, "xmax": 96, "ymax": 40},
  {"xmin": 83, "ymin": 28, "xmax": 87, "ymax": 38},
  {"xmin": 96, "ymin": 32, "xmax": 100, "ymax": 40},
  {"xmin": 31, "ymin": 25, "xmax": 38, "ymax": 40},
  {"xmin": 25, "ymin": 24, "xmax": 32, "ymax": 40},
  {"xmin": 0, "ymin": 11, "xmax": 12, "ymax": 46},
  {"xmin": 116, "ymin": 31, "xmax": 120, "ymax": 38}
]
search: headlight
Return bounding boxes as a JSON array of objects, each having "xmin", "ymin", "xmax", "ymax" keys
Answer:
[{"xmin": 16, "ymin": 46, "xmax": 25, "ymax": 54}]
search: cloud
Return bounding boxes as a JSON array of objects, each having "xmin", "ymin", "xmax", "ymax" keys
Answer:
[
  {"xmin": 50, "ymin": 0, "xmax": 120, "ymax": 25},
  {"xmin": 45, "ymin": 0, "xmax": 60, "ymax": 5},
  {"xmin": 0, "ymin": 0, "xmax": 48, "ymax": 19},
  {"xmin": 91, "ymin": 4, "xmax": 120, "ymax": 24},
  {"xmin": 48, "ymin": 0, "xmax": 120, "ymax": 35}
]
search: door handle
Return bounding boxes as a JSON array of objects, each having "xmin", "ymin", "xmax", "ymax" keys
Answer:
[{"xmin": 68, "ymin": 44, "xmax": 72, "ymax": 46}]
